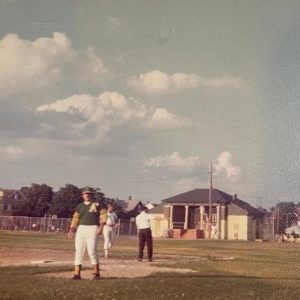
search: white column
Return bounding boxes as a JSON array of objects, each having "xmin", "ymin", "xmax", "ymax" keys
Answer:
[
  {"xmin": 216, "ymin": 204, "xmax": 220, "ymax": 239},
  {"xmin": 220, "ymin": 204, "xmax": 227, "ymax": 240},
  {"xmin": 184, "ymin": 205, "xmax": 189, "ymax": 229},
  {"xmin": 170, "ymin": 205, "xmax": 174, "ymax": 229},
  {"xmin": 200, "ymin": 205, "xmax": 204, "ymax": 230}
]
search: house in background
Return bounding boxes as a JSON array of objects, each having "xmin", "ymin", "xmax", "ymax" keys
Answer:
[
  {"xmin": 296, "ymin": 207, "xmax": 300, "ymax": 225},
  {"xmin": 116, "ymin": 196, "xmax": 143, "ymax": 235},
  {"xmin": 0, "ymin": 189, "xmax": 26, "ymax": 216},
  {"xmin": 147, "ymin": 203, "xmax": 169, "ymax": 238},
  {"xmin": 159, "ymin": 188, "xmax": 269, "ymax": 241},
  {"xmin": 0, "ymin": 189, "xmax": 4, "ymax": 215}
]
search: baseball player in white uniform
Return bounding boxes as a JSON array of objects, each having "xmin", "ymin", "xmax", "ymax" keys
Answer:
[{"xmin": 103, "ymin": 203, "xmax": 119, "ymax": 258}]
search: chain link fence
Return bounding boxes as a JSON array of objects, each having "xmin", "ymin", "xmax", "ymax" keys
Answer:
[
  {"xmin": 0, "ymin": 216, "xmax": 71, "ymax": 233},
  {"xmin": 0, "ymin": 216, "xmax": 137, "ymax": 235},
  {"xmin": 0, "ymin": 216, "xmax": 278, "ymax": 240}
]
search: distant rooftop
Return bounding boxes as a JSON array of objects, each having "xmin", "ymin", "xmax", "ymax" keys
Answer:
[
  {"xmin": 116, "ymin": 198, "xmax": 143, "ymax": 212},
  {"xmin": 148, "ymin": 203, "xmax": 164, "ymax": 214}
]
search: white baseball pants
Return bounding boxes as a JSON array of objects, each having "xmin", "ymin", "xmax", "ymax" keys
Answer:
[
  {"xmin": 75, "ymin": 225, "xmax": 99, "ymax": 265},
  {"xmin": 103, "ymin": 225, "xmax": 116, "ymax": 254}
]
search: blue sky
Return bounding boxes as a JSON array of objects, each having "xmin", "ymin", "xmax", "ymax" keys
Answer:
[{"xmin": 0, "ymin": 0, "xmax": 299, "ymax": 207}]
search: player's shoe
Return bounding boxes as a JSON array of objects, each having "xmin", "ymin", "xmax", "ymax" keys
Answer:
[
  {"xmin": 92, "ymin": 273, "xmax": 101, "ymax": 280},
  {"xmin": 72, "ymin": 274, "xmax": 81, "ymax": 280}
]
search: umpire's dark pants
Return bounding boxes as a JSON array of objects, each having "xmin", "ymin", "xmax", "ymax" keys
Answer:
[{"xmin": 138, "ymin": 228, "xmax": 153, "ymax": 260}]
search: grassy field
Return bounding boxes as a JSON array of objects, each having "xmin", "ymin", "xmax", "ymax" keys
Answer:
[{"xmin": 0, "ymin": 231, "xmax": 300, "ymax": 300}]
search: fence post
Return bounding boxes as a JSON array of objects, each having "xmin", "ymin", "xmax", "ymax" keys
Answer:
[
  {"xmin": 41, "ymin": 215, "xmax": 46, "ymax": 232},
  {"xmin": 47, "ymin": 216, "xmax": 50, "ymax": 232},
  {"xmin": 117, "ymin": 219, "xmax": 120, "ymax": 236}
]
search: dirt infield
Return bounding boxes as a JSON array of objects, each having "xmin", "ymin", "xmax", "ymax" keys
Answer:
[
  {"xmin": 41, "ymin": 262, "xmax": 195, "ymax": 280},
  {"xmin": 0, "ymin": 247, "xmax": 73, "ymax": 266},
  {"xmin": 0, "ymin": 246, "xmax": 196, "ymax": 279}
]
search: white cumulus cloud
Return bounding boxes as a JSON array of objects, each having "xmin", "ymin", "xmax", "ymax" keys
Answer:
[
  {"xmin": 128, "ymin": 70, "xmax": 244, "ymax": 95},
  {"xmin": 0, "ymin": 32, "xmax": 74, "ymax": 97},
  {"xmin": 144, "ymin": 152, "xmax": 201, "ymax": 173},
  {"xmin": 37, "ymin": 92, "xmax": 142, "ymax": 137},
  {"xmin": 214, "ymin": 151, "xmax": 240, "ymax": 178},
  {"xmin": 0, "ymin": 32, "xmax": 110, "ymax": 99},
  {"xmin": 127, "ymin": 70, "xmax": 199, "ymax": 95},
  {"xmin": 37, "ymin": 92, "xmax": 189, "ymax": 139},
  {"xmin": 146, "ymin": 107, "xmax": 191, "ymax": 129},
  {"xmin": 0, "ymin": 145, "xmax": 25, "ymax": 161},
  {"xmin": 78, "ymin": 47, "xmax": 110, "ymax": 83}
]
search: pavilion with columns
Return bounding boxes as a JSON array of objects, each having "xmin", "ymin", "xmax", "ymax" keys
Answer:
[{"xmin": 161, "ymin": 188, "xmax": 265, "ymax": 240}]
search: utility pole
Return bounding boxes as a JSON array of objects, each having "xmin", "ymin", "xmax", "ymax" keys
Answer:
[
  {"xmin": 276, "ymin": 206, "xmax": 280, "ymax": 236},
  {"xmin": 272, "ymin": 210, "xmax": 275, "ymax": 242},
  {"xmin": 208, "ymin": 163, "xmax": 213, "ymax": 240}
]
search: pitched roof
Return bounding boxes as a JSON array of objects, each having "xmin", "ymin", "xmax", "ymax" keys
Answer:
[
  {"xmin": 116, "ymin": 199, "xmax": 143, "ymax": 213},
  {"xmin": 162, "ymin": 188, "xmax": 232, "ymax": 205},
  {"xmin": 148, "ymin": 203, "xmax": 165, "ymax": 214},
  {"xmin": 162, "ymin": 188, "xmax": 261, "ymax": 215},
  {"xmin": 2, "ymin": 189, "xmax": 27, "ymax": 205},
  {"xmin": 229, "ymin": 198, "xmax": 262, "ymax": 215}
]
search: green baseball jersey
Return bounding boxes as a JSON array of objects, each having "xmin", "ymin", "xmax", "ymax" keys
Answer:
[{"xmin": 75, "ymin": 202, "xmax": 101, "ymax": 226}]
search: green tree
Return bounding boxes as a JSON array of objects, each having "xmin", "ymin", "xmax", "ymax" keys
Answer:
[
  {"xmin": 12, "ymin": 184, "xmax": 53, "ymax": 217},
  {"xmin": 50, "ymin": 184, "xmax": 82, "ymax": 218},
  {"xmin": 91, "ymin": 188, "xmax": 123, "ymax": 213},
  {"xmin": 93, "ymin": 187, "xmax": 106, "ymax": 208},
  {"xmin": 272, "ymin": 202, "xmax": 298, "ymax": 234}
]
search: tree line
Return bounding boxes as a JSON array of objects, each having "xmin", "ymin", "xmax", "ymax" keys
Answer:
[
  {"xmin": 8, "ymin": 183, "xmax": 119, "ymax": 218},
  {"xmin": 271, "ymin": 202, "xmax": 299, "ymax": 234},
  {"xmin": 5, "ymin": 184, "xmax": 300, "ymax": 234}
]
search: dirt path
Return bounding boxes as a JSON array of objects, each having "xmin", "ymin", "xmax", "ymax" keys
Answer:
[
  {"xmin": 0, "ymin": 247, "xmax": 74, "ymax": 266},
  {"xmin": 41, "ymin": 260, "xmax": 195, "ymax": 279},
  {"xmin": 0, "ymin": 247, "xmax": 196, "ymax": 279}
]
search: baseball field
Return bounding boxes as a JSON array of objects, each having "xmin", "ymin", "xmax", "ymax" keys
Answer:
[{"xmin": 0, "ymin": 231, "xmax": 299, "ymax": 300}]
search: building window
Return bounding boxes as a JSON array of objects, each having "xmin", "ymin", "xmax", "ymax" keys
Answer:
[
  {"xmin": 212, "ymin": 214, "xmax": 217, "ymax": 223},
  {"xmin": 203, "ymin": 214, "xmax": 217, "ymax": 223}
]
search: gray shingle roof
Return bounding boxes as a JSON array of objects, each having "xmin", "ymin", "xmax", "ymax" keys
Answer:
[
  {"xmin": 148, "ymin": 203, "xmax": 165, "ymax": 214},
  {"xmin": 162, "ymin": 188, "xmax": 232, "ymax": 205},
  {"xmin": 115, "ymin": 199, "xmax": 143, "ymax": 212},
  {"xmin": 230, "ymin": 198, "xmax": 262, "ymax": 215},
  {"xmin": 162, "ymin": 188, "xmax": 261, "ymax": 215}
]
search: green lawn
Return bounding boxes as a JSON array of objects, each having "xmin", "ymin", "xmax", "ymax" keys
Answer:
[{"xmin": 0, "ymin": 231, "xmax": 300, "ymax": 300}]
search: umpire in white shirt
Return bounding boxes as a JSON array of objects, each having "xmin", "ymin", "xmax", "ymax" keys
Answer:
[{"xmin": 136, "ymin": 206, "xmax": 153, "ymax": 262}]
